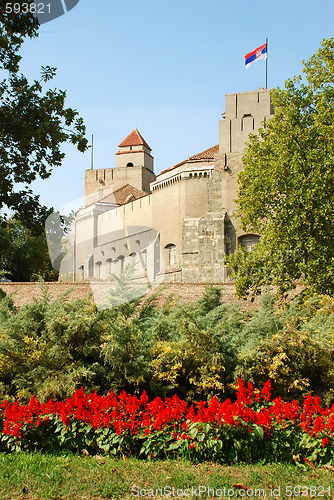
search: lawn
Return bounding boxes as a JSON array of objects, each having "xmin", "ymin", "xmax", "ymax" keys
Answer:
[{"xmin": 0, "ymin": 453, "xmax": 333, "ymax": 499}]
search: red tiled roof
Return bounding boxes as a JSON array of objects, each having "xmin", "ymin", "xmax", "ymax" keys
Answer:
[
  {"xmin": 99, "ymin": 184, "xmax": 147, "ymax": 205},
  {"xmin": 118, "ymin": 129, "xmax": 151, "ymax": 151},
  {"xmin": 188, "ymin": 145, "xmax": 219, "ymax": 160},
  {"xmin": 160, "ymin": 145, "xmax": 219, "ymax": 175}
]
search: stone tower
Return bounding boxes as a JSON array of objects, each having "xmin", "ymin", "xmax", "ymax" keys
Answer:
[
  {"xmin": 181, "ymin": 88, "xmax": 274, "ymax": 281},
  {"xmin": 216, "ymin": 88, "xmax": 274, "ymax": 253},
  {"xmin": 85, "ymin": 128, "xmax": 156, "ymax": 204}
]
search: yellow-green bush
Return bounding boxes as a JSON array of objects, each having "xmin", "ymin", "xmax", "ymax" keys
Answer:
[{"xmin": 0, "ymin": 279, "xmax": 333, "ymax": 403}]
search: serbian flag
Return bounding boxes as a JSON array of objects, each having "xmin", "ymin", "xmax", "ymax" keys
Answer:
[{"xmin": 244, "ymin": 43, "xmax": 267, "ymax": 68}]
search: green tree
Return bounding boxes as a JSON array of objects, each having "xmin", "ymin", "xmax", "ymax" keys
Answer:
[
  {"xmin": 0, "ymin": 2, "xmax": 88, "ymax": 229},
  {"xmin": 229, "ymin": 38, "xmax": 334, "ymax": 297},
  {"xmin": 0, "ymin": 217, "xmax": 60, "ymax": 281}
]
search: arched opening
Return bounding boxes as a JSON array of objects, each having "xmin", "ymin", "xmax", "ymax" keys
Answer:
[
  {"xmin": 78, "ymin": 265, "xmax": 84, "ymax": 281},
  {"xmin": 126, "ymin": 162, "xmax": 134, "ymax": 167},
  {"xmin": 238, "ymin": 234, "xmax": 260, "ymax": 252},
  {"xmin": 87, "ymin": 255, "xmax": 94, "ymax": 279},
  {"xmin": 141, "ymin": 249, "xmax": 147, "ymax": 269},
  {"xmin": 95, "ymin": 261, "xmax": 102, "ymax": 279},
  {"xmin": 113, "ymin": 255, "xmax": 125, "ymax": 276},
  {"xmin": 165, "ymin": 243, "xmax": 176, "ymax": 267},
  {"xmin": 106, "ymin": 258, "xmax": 117, "ymax": 276},
  {"xmin": 128, "ymin": 252, "xmax": 137, "ymax": 271}
]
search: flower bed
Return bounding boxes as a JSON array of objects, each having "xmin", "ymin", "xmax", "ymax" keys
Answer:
[{"xmin": 1, "ymin": 380, "xmax": 333, "ymax": 465}]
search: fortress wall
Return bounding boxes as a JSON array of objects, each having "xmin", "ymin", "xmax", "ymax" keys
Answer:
[
  {"xmin": 0, "ymin": 281, "xmax": 257, "ymax": 309},
  {"xmin": 121, "ymin": 193, "xmax": 153, "ymax": 227},
  {"xmin": 96, "ymin": 194, "xmax": 153, "ymax": 243},
  {"xmin": 0, "ymin": 281, "xmax": 304, "ymax": 310},
  {"xmin": 184, "ymin": 175, "xmax": 209, "ymax": 217},
  {"xmin": 91, "ymin": 172, "xmax": 211, "ymax": 272},
  {"xmin": 152, "ymin": 178, "xmax": 185, "ymax": 268}
]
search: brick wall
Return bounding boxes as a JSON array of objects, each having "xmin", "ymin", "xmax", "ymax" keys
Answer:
[
  {"xmin": 0, "ymin": 281, "xmax": 303, "ymax": 309},
  {"xmin": 0, "ymin": 282, "xmax": 92, "ymax": 307}
]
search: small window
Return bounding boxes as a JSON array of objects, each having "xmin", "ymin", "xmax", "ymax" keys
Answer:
[
  {"xmin": 239, "ymin": 235, "xmax": 260, "ymax": 252},
  {"xmin": 165, "ymin": 244, "xmax": 176, "ymax": 267},
  {"xmin": 126, "ymin": 162, "xmax": 134, "ymax": 167}
]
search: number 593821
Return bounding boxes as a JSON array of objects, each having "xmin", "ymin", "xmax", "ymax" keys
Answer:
[{"xmin": 5, "ymin": 3, "xmax": 51, "ymax": 14}]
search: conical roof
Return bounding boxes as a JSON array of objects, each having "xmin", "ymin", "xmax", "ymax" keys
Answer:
[{"xmin": 118, "ymin": 128, "xmax": 151, "ymax": 151}]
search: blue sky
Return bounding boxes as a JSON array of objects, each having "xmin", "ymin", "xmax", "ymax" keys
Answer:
[{"xmin": 16, "ymin": 0, "xmax": 334, "ymax": 212}]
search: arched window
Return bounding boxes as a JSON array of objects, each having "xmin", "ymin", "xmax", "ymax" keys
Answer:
[
  {"xmin": 238, "ymin": 234, "xmax": 260, "ymax": 252},
  {"xmin": 78, "ymin": 265, "xmax": 84, "ymax": 281},
  {"xmin": 165, "ymin": 244, "xmax": 176, "ymax": 267},
  {"xmin": 128, "ymin": 252, "xmax": 138, "ymax": 272},
  {"xmin": 116, "ymin": 255, "xmax": 124, "ymax": 273},
  {"xmin": 106, "ymin": 258, "xmax": 117, "ymax": 275},
  {"xmin": 141, "ymin": 249, "xmax": 147, "ymax": 269},
  {"xmin": 126, "ymin": 162, "xmax": 134, "ymax": 167},
  {"xmin": 95, "ymin": 261, "xmax": 102, "ymax": 278},
  {"xmin": 86, "ymin": 255, "xmax": 94, "ymax": 279}
]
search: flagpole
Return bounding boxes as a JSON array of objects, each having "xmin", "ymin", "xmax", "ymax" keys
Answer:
[
  {"xmin": 266, "ymin": 37, "xmax": 268, "ymax": 89},
  {"xmin": 91, "ymin": 134, "xmax": 94, "ymax": 170}
]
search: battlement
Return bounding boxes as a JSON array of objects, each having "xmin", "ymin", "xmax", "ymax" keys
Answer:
[{"xmin": 219, "ymin": 88, "xmax": 274, "ymax": 154}]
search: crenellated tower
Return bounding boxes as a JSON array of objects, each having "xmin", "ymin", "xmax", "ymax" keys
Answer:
[{"xmin": 85, "ymin": 129, "xmax": 156, "ymax": 205}]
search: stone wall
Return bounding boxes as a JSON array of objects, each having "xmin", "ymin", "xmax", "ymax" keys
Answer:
[
  {"xmin": 0, "ymin": 281, "xmax": 303, "ymax": 310},
  {"xmin": 181, "ymin": 169, "xmax": 226, "ymax": 282},
  {"xmin": 0, "ymin": 281, "xmax": 254, "ymax": 309}
]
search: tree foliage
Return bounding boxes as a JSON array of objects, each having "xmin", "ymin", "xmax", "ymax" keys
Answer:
[
  {"xmin": 0, "ymin": 0, "xmax": 39, "ymax": 73},
  {"xmin": 0, "ymin": 2, "xmax": 88, "ymax": 229},
  {"xmin": 229, "ymin": 38, "xmax": 334, "ymax": 297},
  {"xmin": 0, "ymin": 217, "xmax": 60, "ymax": 281}
]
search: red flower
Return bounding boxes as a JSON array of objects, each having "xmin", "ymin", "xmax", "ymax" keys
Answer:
[
  {"xmin": 322, "ymin": 437, "xmax": 329, "ymax": 447},
  {"xmin": 261, "ymin": 380, "xmax": 272, "ymax": 402}
]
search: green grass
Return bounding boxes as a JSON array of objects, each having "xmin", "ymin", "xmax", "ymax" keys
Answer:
[{"xmin": 0, "ymin": 453, "xmax": 334, "ymax": 499}]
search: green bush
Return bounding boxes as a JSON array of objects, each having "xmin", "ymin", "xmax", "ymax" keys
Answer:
[{"xmin": 0, "ymin": 281, "xmax": 333, "ymax": 403}]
